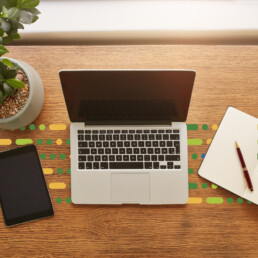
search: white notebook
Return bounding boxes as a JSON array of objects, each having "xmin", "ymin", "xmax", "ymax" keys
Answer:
[{"xmin": 198, "ymin": 107, "xmax": 258, "ymax": 205}]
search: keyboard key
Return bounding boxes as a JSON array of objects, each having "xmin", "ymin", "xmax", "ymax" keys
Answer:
[
  {"xmin": 111, "ymin": 142, "xmax": 116, "ymax": 147},
  {"xmin": 167, "ymin": 141, "xmax": 173, "ymax": 147},
  {"xmin": 126, "ymin": 148, "xmax": 132, "ymax": 154},
  {"xmin": 79, "ymin": 155, "xmax": 86, "ymax": 161},
  {"xmin": 151, "ymin": 130, "xmax": 157, "ymax": 133},
  {"xmin": 109, "ymin": 155, "xmax": 115, "ymax": 161},
  {"xmin": 110, "ymin": 162, "xmax": 143, "ymax": 169},
  {"xmin": 162, "ymin": 148, "xmax": 167, "ymax": 154},
  {"xmin": 89, "ymin": 142, "xmax": 95, "ymax": 147},
  {"xmin": 93, "ymin": 130, "xmax": 98, "ymax": 134},
  {"xmin": 149, "ymin": 134, "xmax": 155, "ymax": 140},
  {"xmin": 158, "ymin": 155, "xmax": 164, "ymax": 161},
  {"xmin": 137, "ymin": 155, "xmax": 143, "ymax": 161},
  {"xmin": 100, "ymin": 130, "xmax": 106, "ymax": 134},
  {"xmin": 93, "ymin": 162, "xmax": 99, "ymax": 169},
  {"xmin": 78, "ymin": 130, "xmax": 84, "ymax": 134},
  {"xmin": 144, "ymin": 155, "xmax": 150, "ymax": 161},
  {"xmin": 79, "ymin": 162, "xmax": 85, "ymax": 169},
  {"xmin": 123, "ymin": 155, "xmax": 129, "ymax": 161},
  {"xmin": 136, "ymin": 130, "xmax": 142, "ymax": 133},
  {"xmin": 155, "ymin": 148, "xmax": 160, "ymax": 154},
  {"xmin": 122, "ymin": 130, "xmax": 128, "ymax": 133},
  {"xmin": 144, "ymin": 130, "xmax": 150, "ymax": 133},
  {"xmin": 173, "ymin": 130, "xmax": 179, "ymax": 133},
  {"xmin": 105, "ymin": 148, "xmax": 111, "ymax": 154},
  {"xmin": 106, "ymin": 135, "xmax": 112, "ymax": 140},
  {"xmin": 117, "ymin": 141, "xmax": 123, "ymax": 147},
  {"xmin": 168, "ymin": 162, "xmax": 174, "ymax": 169},
  {"xmin": 78, "ymin": 142, "xmax": 87, "ymax": 147},
  {"xmin": 91, "ymin": 149, "xmax": 97, "ymax": 154},
  {"xmin": 170, "ymin": 134, "xmax": 180, "ymax": 140},
  {"xmin": 98, "ymin": 149, "xmax": 104, "ymax": 154},
  {"xmin": 132, "ymin": 141, "xmax": 137, "ymax": 147},
  {"xmin": 146, "ymin": 141, "xmax": 151, "ymax": 147},
  {"xmin": 142, "ymin": 135, "xmax": 148, "ymax": 140},
  {"xmin": 127, "ymin": 135, "xmax": 133, "ymax": 140},
  {"xmin": 166, "ymin": 130, "xmax": 172, "ymax": 133},
  {"xmin": 120, "ymin": 134, "xmax": 126, "ymax": 140},
  {"xmin": 169, "ymin": 148, "xmax": 175, "ymax": 154},
  {"xmin": 129, "ymin": 130, "xmax": 135, "ymax": 133},
  {"xmin": 166, "ymin": 155, "xmax": 180, "ymax": 161},
  {"xmin": 113, "ymin": 135, "xmax": 119, "ymax": 140},
  {"xmin": 158, "ymin": 130, "xmax": 164, "ymax": 133},
  {"xmin": 148, "ymin": 148, "xmax": 154, "ymax": 154},
  {"xmin": 103, "ymin": 142, "xmax": 109, "ymax": 147},
  {"xmin": 101, "ymin": 162, "xmax": 108, "ymax": 169},
  {"xmin": 96, "ymin": 142, "xmax": 102, "ymax": 148},
  {"xmin": 153, "ymin": 141, "xmax": 158, "ymax": 147},
  {"xmin": 124, "ymin": 141, "xmax": 130, "ymax": 147},
  {"xmin": 175, "ymin": 165, "xmax": 181, "ymax": 169},
  {"xmin": 119, "ymin": 148, "xmax": 125, "ymax": 154},
  {"xmin": 153, "ymin": 162, "xmax": 159, "ymax": 169},
  {"xmin": 135, "ymin": 135, "xmax": 140, "ymax": 140},
  {"xmin": 102, "ymin": 155, "xmax": 108, "ymax": 161},
  {"xmin": 95, "ymin": 155, "xmax": 101, "ymax": 161},
  {"xmin": 163, "ymin": 134, "xmax": 169, "ymax": 140},
  {"xmin": 116, "ymin": 155, "xmax": 122, "ymax": 161},
  {"xmin": 130, "ymin": 155, "xmax": 136, "ymax": 161},
  {"xmin": 99, "ymin": 135, "xmax": 105, "ymax": 141},
  {"xmin": 139, "ymin": 141, "xmax": 144, "ymax": 147},
  {"xmin": 141, "ymin": 148, "xmax": 147, "ymax": 154},
  {"xmin": 160, "ymin": 165, "xmax": 166, "ymax": 169},
  {"xmin": 107, "ymin": 130, "xmax": 113, "ymax": 134},
  {"xmin": 156, "ymin": 134, "xmax": 162, "ymax": 140},
  {"xmin": 160, "ymin": 141, "xmax": 165, "ymax": 147},
  {"xmin": 145, "ymin": 162, "xmax": 152, "ymax": 169},
  {"xmin": 88, "ymin": 156, "xmax": 93, "ymax": 161},
  {"xmin": 85, "ymin": 130, "xmax": 91, "ymax": 134},
  {"xmin": 79, "ymin": 149, "xmax": 90, "ymax": 154},
  {"xmin": 86, "ymin": 162, "xmax": 92, "ymax": 169},
  {"xmin": 78, "ymin": 135, "xmax": 84, "ymax": 141},
  {"xmin": 114, "ymin": 130, "xmax": 120, "ymax": 134},
  {"xmin": 85, "ymin": 135, "xmax": 91, "ymax": 140},
  {"xmin": 151, "ymin": 155, "xmax": 157, "ymax": 161},
  {"xmin": 112, "ymin": 148, "xmax": 118, "ymax": 154},
  {"xmin": 133, "ymin": 148, "xmax": 140, "ymax": 154}
]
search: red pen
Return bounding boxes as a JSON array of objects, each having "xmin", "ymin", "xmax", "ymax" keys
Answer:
[{"xmin": 235, "ymin": 141, "xmax": 253, "ymax": 192}]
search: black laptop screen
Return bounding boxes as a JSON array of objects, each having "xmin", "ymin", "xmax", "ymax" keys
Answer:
[{"xmin": 59, "ymin": 70, "xmax": 195, "ymax": 122}]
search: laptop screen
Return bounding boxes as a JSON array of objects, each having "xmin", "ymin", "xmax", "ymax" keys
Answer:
[{"xmin": 60, "ymin": 70, "xmax": 195, "ymax": 123}]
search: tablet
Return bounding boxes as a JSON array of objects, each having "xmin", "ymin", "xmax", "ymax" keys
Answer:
[{"xmin": 0, "ymin": 145, "xmax": 54, "ymax": 226}]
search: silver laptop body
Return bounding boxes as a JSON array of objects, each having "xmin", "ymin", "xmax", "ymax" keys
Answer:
[{"xmin": 60, "ymin": 69, "xmax": 196, "ymax": 204}]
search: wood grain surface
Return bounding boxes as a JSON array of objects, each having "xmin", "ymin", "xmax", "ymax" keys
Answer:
[{"xmin": 0, "ymin": 45, "xmax": 258, "ymax": 257}]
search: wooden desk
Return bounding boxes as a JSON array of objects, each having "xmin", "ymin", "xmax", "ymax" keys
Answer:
[{"xmin": 0, "ymin": 45, "xmax": 258, "ymax": 257}]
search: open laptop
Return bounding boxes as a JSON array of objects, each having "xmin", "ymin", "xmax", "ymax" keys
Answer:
[{"xmin": 59, "ymin": 69, "xmax": 196, "ymax": 204}]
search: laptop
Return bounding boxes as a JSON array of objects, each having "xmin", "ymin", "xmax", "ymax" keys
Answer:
[{"xmin": 59, "ymin": 69, "xmax": 196, "ymax": 204}]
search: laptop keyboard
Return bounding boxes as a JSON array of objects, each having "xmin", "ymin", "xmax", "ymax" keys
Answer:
[{"xmin": 77, "ymin": 129, "xmax": 181, "ymax": 170}]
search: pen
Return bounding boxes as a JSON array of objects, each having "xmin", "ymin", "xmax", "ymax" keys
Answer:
[{"xmin": 235, "ymin": 141, "xmax": 253, "ymax": 192}]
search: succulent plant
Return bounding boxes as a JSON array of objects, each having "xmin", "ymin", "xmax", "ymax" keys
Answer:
[{"xmin": 0, "ymin": 0, "xmax": 40, "ymax": 104}]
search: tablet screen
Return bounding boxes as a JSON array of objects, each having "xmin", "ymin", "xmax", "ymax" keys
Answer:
[{"xmin": 0, "ymin": 145, "xmax": 54, "ymax": 226}]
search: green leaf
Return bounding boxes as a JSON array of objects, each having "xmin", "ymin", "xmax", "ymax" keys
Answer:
[
  {"xmin": 3, "ymin": 82, "xmax": 15, "ymax": 96},
  {"xmin": 2, "ymin": 7, "xmax": 20, "ymax": 20},
  {"xmin": 18, "ymin": 0, "xmax": 39, "ymax": 8},
  {"xmin": 0, "ymin": 19, "xmax": 11, "ymax": 32},
  {"xmin": 0, "ymin": 27, "xmax": 4, "ymax": 37},
  {"xmin": 31, "ymin": 15, "xmax": 38, "ymax": 23},
  {"xmin": 19, "ymin": 10, "xmax": 33, "ymax": 24},
  {"xmin": 0, "ymin": 85, "xmax": 4, "ymax": 104},
  {"xmin": 2, "ymin": 35, "xmax": 13, "ymax": 44},
  {"xmin": 12, "ymin": 33, "xmax": 20, "ymax": 39},
  {"xmin": 17, "ymin": 22, "xmax": 24, "ymax": 29},
  {"xmin": 0, "ymin": 44, "xmax": 9, "ymax": 56},
  {"xmin": 5, "ymin": 69, "xmax": 17, "ymax": 79},
  {"xmin": 23, "ymin": 7, "xmax": 40, "ymax": 15},
  {"xmin": 1, "ymin": 58, "xmax": 14, "ymax": 67},
  {"xmin": 6, "ymin": 78, "xmax": 24, "ymax": 88},
  {"xmin": 0, "ymin": 74, "xmax": 5, "ymax": 82}
]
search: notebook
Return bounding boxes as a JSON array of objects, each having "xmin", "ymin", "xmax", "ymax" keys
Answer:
[{"xmin": 198, "ymin": 107, "xmax": 258, "ymax": 205}]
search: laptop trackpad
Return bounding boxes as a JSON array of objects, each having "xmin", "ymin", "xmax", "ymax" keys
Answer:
[{"xmin": 111, "ymin": 173, "xmax": 150, "ymax": 203}]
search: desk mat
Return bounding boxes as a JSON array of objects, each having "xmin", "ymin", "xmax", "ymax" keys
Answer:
[{"xmin": 0, "ymin": 123, "xmax": 256, "ymax": 206}]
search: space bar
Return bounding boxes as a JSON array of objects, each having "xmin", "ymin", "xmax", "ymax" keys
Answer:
[{"xmin": 110, "ymin": 162, "xmax": 144, "ymax": 169}]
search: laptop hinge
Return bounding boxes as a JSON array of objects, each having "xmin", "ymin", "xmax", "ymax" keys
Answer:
[{"xmin": 84, "ymin": 120, "xmax": 172, "ymax": 126}]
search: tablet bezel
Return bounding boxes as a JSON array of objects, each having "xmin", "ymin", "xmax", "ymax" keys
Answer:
[{"xmin": 0, "ymin": 145, "xmax": 54, "ymax": 226}]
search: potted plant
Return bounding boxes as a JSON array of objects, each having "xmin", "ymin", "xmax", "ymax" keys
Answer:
[{"xmin": 0, "ymin": 0, "xmax": 44, "ymax": 130}]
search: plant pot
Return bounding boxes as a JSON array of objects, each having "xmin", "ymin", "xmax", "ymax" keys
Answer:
[{"xmin": 0, "ymin": 58, "xmax": 44, "ymax": 130}]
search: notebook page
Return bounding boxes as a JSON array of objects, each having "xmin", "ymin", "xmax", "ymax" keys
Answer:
[{"xmin": 198, "ymin": 107, "xmax": 258, "ymax": 199}]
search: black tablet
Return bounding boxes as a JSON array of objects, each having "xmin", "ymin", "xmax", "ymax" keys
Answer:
[{"xmin": 0, "ymin": 145, "xmax": 54, "ymax": 226}]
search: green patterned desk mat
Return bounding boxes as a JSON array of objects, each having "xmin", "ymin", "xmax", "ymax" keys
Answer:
[{"xmin": 0, "ymin": 123, "xmax": 254, "ymax": 206}]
